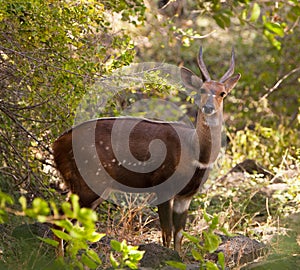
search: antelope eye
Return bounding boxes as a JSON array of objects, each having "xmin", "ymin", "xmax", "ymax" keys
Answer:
[{"xmin": 220, "ymin": 91, "xmax": 227, "ymax": 98}]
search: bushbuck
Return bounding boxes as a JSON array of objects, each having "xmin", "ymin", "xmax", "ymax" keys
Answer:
[{"xmin": 53, "ymin": 46, "xmax": 240, "ymax": 253}]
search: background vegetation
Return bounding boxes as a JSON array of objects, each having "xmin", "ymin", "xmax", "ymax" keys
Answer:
[{"xmin": 0, "ymin": 0, "xmax": 299, "ymax": 269}]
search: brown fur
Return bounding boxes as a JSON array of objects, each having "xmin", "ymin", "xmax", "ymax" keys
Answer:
[{"xmin": 53, "ymin": 48, "xmax": 240, "ymax": 253}]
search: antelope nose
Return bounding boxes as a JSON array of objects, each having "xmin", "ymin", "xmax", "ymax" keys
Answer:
[{"xmin": 203, "ymin": 105, "xmax": 214, "ymax": 115}]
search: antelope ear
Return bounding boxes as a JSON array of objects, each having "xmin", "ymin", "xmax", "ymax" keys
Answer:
[
  {"xmin": 181, "ymin": 67, "xmax": 203, "ymax": 90},
  {"xmin": 224, "ymin": 73, "xmax": 241, "ymax": 93}
]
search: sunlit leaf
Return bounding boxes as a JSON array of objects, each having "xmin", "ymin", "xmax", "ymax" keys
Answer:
[
  {"xmin": 86, "ymin": 232, "xmax": 105, "ymax": 243},
  {"xmin": 70, "ymin": 194, "xmax": 80, "ymax": 216},
  {"xmin": 264, "ymin": 22, "xmax": 285, "ymax": 37},
  {"xmin": 250, "ymin": 3, "xmax": 260, "ymax": 22},
  {"xmin": 32, "ymin": 198, "xmax": 50, "ymax": 215},
  {"xmin": 206, "ymin": 261, "xmax": 219, "ymax": 270},
  {"xmin": 61, "ymin": 201, "xmax": 73, "ymax": 218},
  {"xmin": 125, "ymin": 260, "xmax": 138, "ymax": 269},
  {"xmin": 19, "ymin": 196, "xmax": 27, "ymax": 211},
  {"xmin": 54, "ymin": 219, "xmax": 74, "ymax": 232},
  {"xmin": 110, "ymin": 253, "xmax": 119, "ymax": 268},
  {"xmin": 52, "ymin": 228, "xmax": 72, "ymax": 241},
  {"xmin": 129, "ymin": 249, "xmax": 145, "ymax": 261}
]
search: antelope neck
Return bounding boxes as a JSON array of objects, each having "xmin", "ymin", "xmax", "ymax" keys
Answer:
[{"xmin": 196, "ymin": 111, "xmax": 223, "ymax": 164}]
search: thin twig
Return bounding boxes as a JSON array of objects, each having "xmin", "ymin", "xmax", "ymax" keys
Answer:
[
  {"xmin": 0, "ymin": 44, "xmax": 104, "ymax": 79},
  {"xmin": 0, "ymin": 106, "xmax": 53, "ymax": 154},
  {"xmin": 260, "ymin": 66, "xmax": 300, "ymax": 100}
]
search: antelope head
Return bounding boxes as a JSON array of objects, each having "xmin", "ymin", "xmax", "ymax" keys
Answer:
[{"xmin": 181, "ymin": 47, "xmax": 241, "ymax": 124}]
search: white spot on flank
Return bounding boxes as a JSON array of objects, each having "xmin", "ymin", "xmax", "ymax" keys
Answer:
[
  {"xmin": 100, "ymin": 141, "xmax": 103, "ymax": 145},
  {"xmin": 105, "ymin": 146, "xmax": 109, "ymax": 150},
  {"xmin": 96, "ymin": 172, "xmax": 100, "ymax": 176},
  {"xmin": 93, "ymin": 155, "xmax": 97, "ymax": 159},
  {"xmin": 112, "ymin": 159, "xmax": 116, "ymax": 163},
  {"xmin": 81, "ymin": 146, "xmax": 85, "ymax": 151},
  {"xmin": 84, "ymin": 160, "xmax": 88, "ymax": 164},
  {"xmin": 123, "ymin": 160, "xmax": 126, "ymax": 164}
]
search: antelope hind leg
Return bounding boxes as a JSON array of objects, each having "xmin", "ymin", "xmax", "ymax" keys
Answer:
[{"xmin": 157, "ymin": 200, "xmax": 173, "ymax": 247}]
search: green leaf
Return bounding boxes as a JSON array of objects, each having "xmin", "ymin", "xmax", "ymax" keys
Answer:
[
  {"xmin": 19, "ymin": 196, "xmax": 27, "ymax": 211},
  {"xmin": 110, "ymin": 239, "xmax": 122, "ymax": 252},
  {"xmin": 210, "ymin": 215, "xmax": 219, "ymax": 230},
  {"xmin": 86, "ymin": 249, "xmax": 102, "ymax": 264},
  {"xmin": 264, "ymin": 22, "xmax": 285, "ymax": 37},
  {"xmin": 78, "ymin": 207, "xmax": 97, "ymax": 224},
  {"xmin": 291, "ymin": 6, "xmax": 300, "ymax": 16},
  {"xmin": 81, "ymin": 253, "xmax": 98, "ymax": 269},
  {"xmin": 120, "ymin": 239, "xmax": 128, "ymax": 251},
  {"xmin": 213, "ymin": 15, "xmax": 225, "ymax": 29},
  {"xmin": 125, "ymin": 260, "xmax": 138, "ymax": 269},
  {"xmin": 129, "ymin": 249, "xmax": 145, "ymax": 261},
  {"xmin": 218, "ymin": 252, "xmax": 225, "ymax": 270},
  {"xmin": 69, "ymin": 226, "xmax": 86, "ymax": 239},
  {"xmin": 32, "ymin": 198, "xmax": 50, "ymax": 215},
  {"xmin": 52, "ymin": 228, "xmax": 72, "ymax": 241},
  {"xmin": 50, "ymin": 200, "xmax": 59, "ymax": 217},
  {"xmin": 87, "ymin": 232, "xmax": 105, "ymax": 243},
  {"xmin": 38, "ymin": 236, "xmax": 59, "ymax": 247},
  {"xmin": 36, "ymin": 215, "xmax": 48, "ymax": 223},
  {"xmin": 191, "ymin": 249, "xmax": 203, "ymax": 261},
  {"xmin": 0, "ymin": 209, "xmax": 8, "ymax": 223},
  {"xmin": 206, "ymin": 261, "xmax": 219, "ymax": 270},
  {"xmin": 70, "ymin": 194, "xmax": 80, "ymax": 216},
  {"xmin": 182, "ymin": 232, "xmax": 199, "ymax": 244},
  {"xmin": 166, "ymin": 261, "xmax": 187, "ymax": 270},
  {"xmin": 0, "ymin": 191, "xmax": 14, "ymax": 207},
  {"xmin": 61, "ymin": 201, "xmax": 74, "ymax": 218},
  {"xmin": 110, "ymin": 252, "xmax": 119, "ymax": 268},
  {"xmin": 203, "ymin": 231, "xmax": 221, "ymax": 253},
  {"xmin": 250, "ymin": 3, "xmax": 260, "ymax": 22},
  {"xmin": 54, "ymin": 219, "xmax": 74, "ymax": 232},
  {"xmin": 203, "ymin": 210, "xmax": 211, "ymax": 223},
  {"xmin": 213, "ymin": 13, "xmax": 231, "ymax": 29},
  {"xmin": 264, "ymin": 30, "xmax": 282, "ymax": 50}
]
